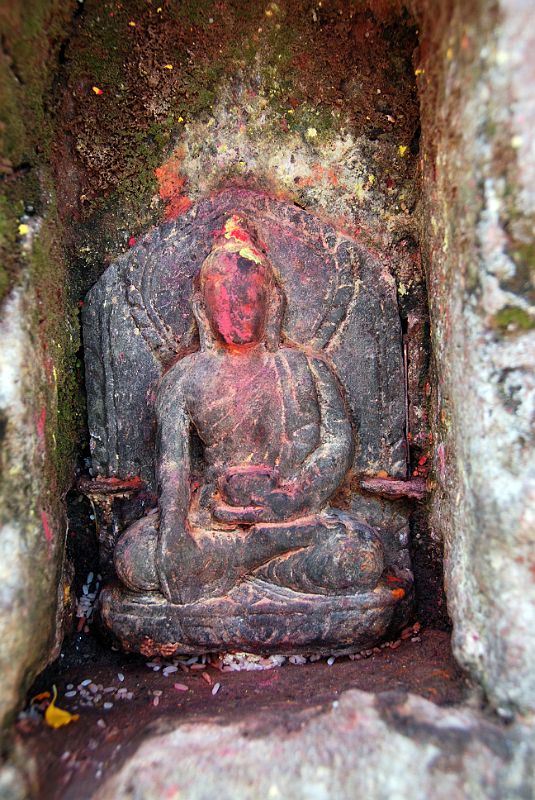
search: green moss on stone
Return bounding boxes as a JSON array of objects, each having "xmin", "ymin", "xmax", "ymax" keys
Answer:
[
  {"xmin": 0, "ymin": 0, "xmax": 75, "ymax": 301},
  {"xmin": 171, "ymin": 0, "xmax": 218, "ymax": 26},
  {"xmin": 0, "ymin": 63, "xmax": 28, "ymax": 167},
  {"xmin": 511, "ymin": 242, "xmax": 535, "ymax": 277},
  {"xmin": 500, "ymin": 235, "xmax": 535, "ymax": 303},
  {"xmin": 25, "ymin": 201, "xmax": 83, "ymax": 491},
  {"xmin": 491, "ymin": 305, "xmax": 535, "ymax": 334},
  {"xmin": 0, "ymin": 195, "xmax": 21, "ymax": 301}
]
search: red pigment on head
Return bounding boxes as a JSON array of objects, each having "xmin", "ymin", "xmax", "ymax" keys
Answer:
[
  {"xmin": 202, "ymin": 251, "xmax": 268, "ymax": 346},
  {"xmin": 224, "ymin": 224, "xmax": 249, "ymax": 243},
  {"xmin": 154, "ymin": 149, "xmax": 192, "ymax": 220}
]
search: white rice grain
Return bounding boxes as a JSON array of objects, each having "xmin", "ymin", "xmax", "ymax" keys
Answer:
[{"xmin": 289, "ymin": 655, "xmax": 307, "ymax": 665}]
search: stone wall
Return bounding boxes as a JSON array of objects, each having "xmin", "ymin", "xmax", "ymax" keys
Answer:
[
  {"xmin": 0, "ymin": 0, "xmax": 79, "ymax": 737},
  {"xmin": 415, "ymin": 0, "xmax": 535, "ymax": 714},
  {"xmin": 98, "ymin": 689, "xmax": 535, "ymax": 800}
]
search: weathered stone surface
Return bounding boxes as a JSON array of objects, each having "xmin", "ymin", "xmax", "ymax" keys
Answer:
[
  {"xmin": 0, "ymin": 766, "xmax": 28, "ymax": 800},
  {"xmin": 0, "ymin": 0, "xmax": 79, "ymax": 748},
  {"xmin": 101, "ymin": 581, "xmax": 404, "ymax": 657},
  {"xmin": 415, "ymin": 0, "xmax": 535, "ymax": 714},
  {"xmin": 98, "ymin": 689, "xmax": 535, "ymax": 800},
  {"xmin": 0, "ymin": 742, "xmax": 36, "ymax": 800},
  {"xmin": 0, "ymin": 289, "xmax": 69, "ymax": 736}
]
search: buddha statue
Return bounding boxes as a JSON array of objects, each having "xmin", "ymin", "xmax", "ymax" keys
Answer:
[{"xmin": 99, "ymin": 212, "xmax": 411, "ymax": 655}]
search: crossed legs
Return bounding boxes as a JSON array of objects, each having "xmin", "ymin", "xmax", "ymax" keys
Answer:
[{"xmin": 114, "ymin": 509, "xmax": 384, "ymax": 600}]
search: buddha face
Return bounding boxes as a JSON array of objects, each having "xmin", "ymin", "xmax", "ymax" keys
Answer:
[{"xmin": 202, "ymin": 250, "xmax": 269, "ymax": 347}]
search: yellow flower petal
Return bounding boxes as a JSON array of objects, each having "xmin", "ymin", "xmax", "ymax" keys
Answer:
[
  {"xmin": 44, "ymin": 686, "xmax": 80, "ymax": 729},
  {"xmin": 18, "ymin": 223, "xmax": 30, "ymax": 235},
  {"xmin": 398, "ymin": 145, "xmax": 408, "ymax": 157}
]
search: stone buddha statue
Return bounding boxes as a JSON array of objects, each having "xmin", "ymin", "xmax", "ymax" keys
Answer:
[
  {"xmin": 114, "ymin": 215, "xmax": 383, "ymax": 599},
  {"xmin": 97, "ymin": 209, "xmax": 412, "ymax": 656}
]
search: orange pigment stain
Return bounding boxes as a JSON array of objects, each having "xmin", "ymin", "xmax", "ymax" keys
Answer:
[
  {"xmin": 298, "ymin": 164, "xmax": 341, "ymax": 190},
  {"xmin": 391, "ymin": 588, "xmax": 405, "ymax": 600},
  {"xmin": 154, "ymin": 149, "xmax": 192, "ymax": 220}
]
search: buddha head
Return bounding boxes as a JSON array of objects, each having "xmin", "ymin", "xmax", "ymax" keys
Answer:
[{"xmin": 194, "ymin": 215, "xmax": 284, "ymax": 351}]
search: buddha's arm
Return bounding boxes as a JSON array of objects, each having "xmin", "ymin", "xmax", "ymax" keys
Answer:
[
  {"xmin": 154, "ymin": 364, "xmax": 197, "ymax": 603},
  {"xmin": 291, "ymin": 356, "xmax": 354, "ymax": 508}
]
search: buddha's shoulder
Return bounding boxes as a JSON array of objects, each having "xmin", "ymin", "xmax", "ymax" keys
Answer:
[{"xmin": 158, "ymin": 352, "xmax": 201, "ymax": 392}]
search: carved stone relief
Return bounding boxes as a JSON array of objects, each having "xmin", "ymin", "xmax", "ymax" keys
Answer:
[{"xmin": 83, "ymin": 190, "xmax": 412, "ymax": 655}]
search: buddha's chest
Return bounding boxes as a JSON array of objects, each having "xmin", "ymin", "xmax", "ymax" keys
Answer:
[{"xmin": 185, "ymin": 352, "xmax": 320, "ymax": 467}]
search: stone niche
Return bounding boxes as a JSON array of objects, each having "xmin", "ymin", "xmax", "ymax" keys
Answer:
[
  {"xmin": 83, "ymin": 189, "xmax": 413, "ymax": 656},
  {"xmin": 2, "ymin": 0, "xmax": 535, "ymax": 797}
]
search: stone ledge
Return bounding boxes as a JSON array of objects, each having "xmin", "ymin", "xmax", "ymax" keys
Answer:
[{"xmin": 99, "ymin": 689, "xmax": 535, "ymax": 800}]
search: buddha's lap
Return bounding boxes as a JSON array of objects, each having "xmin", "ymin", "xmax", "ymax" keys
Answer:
[{"xmin": 114, "ymin": 509, "xmax": 384, "ymax": 595}]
